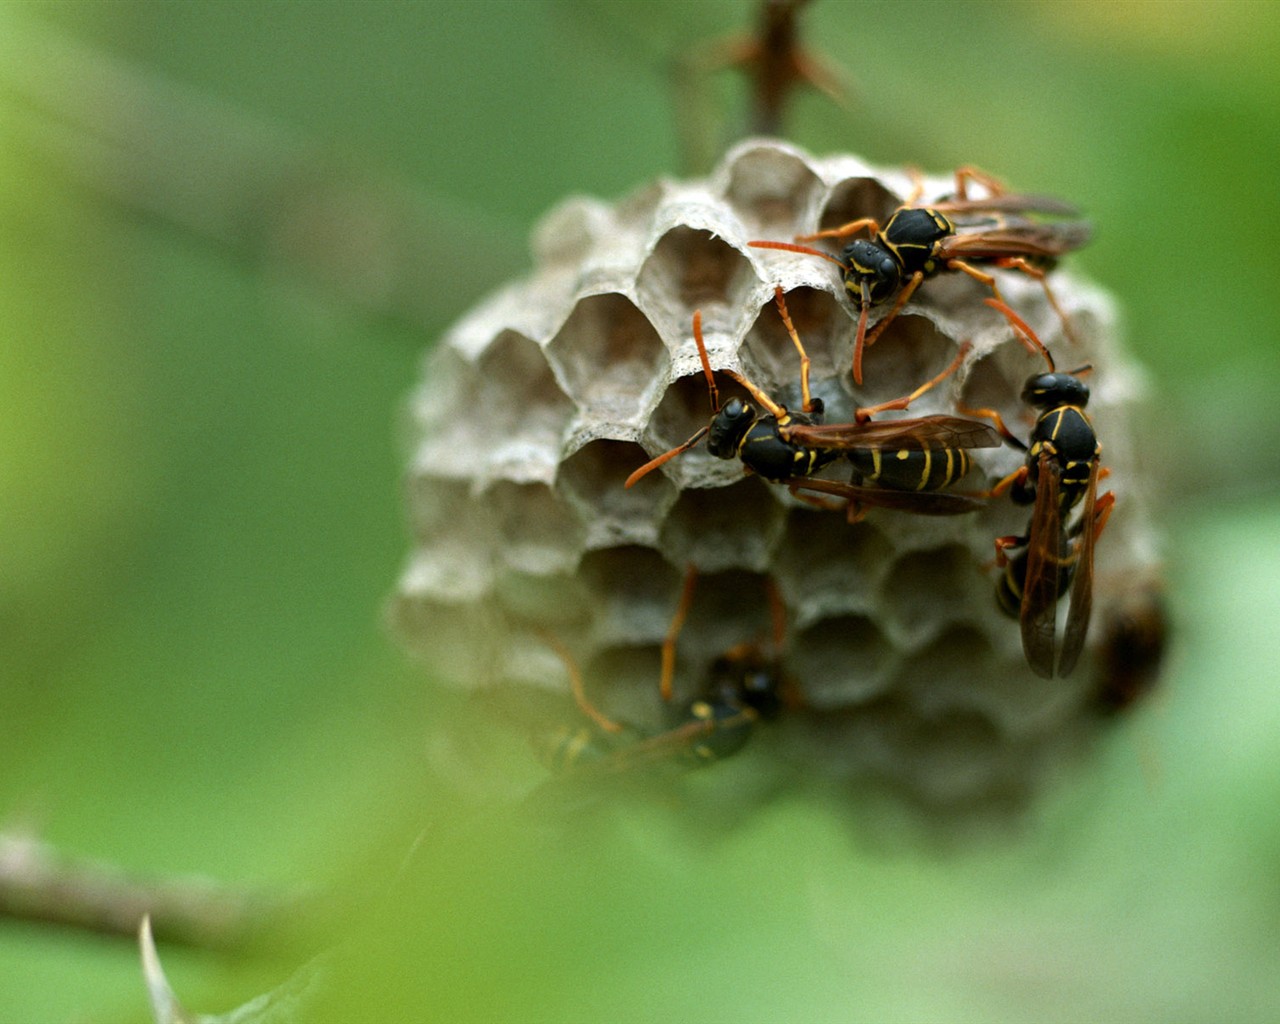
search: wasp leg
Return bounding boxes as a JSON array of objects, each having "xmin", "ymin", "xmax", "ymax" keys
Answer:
[
  {"xmin": 796, "ymin": 216, "xmax": 881, "ymax": 243},
  {"xmin": 855, "ymin": 342, "xmax": 972, "ymax": 422},
  {"xmin": 990, "ymin": 256, "xmax": 1081, "ymax": 346},
  {"xmin": 660, "ymin": 564, "xmax": 701, "ymax": 702},
  {"xmin": 861, "ymin": 269, "xmax": 924, "ymax": 352},
  {"xmin": 772, "ymin": 286, "xmax": 817, "ymax": 413},
  {"xmin": 953, "ymin": 165, "xmax": 1009, "ymax": 201},
  {"xmin": 541, "ymin": 633, "xmax": 625, "ymax": 735}
]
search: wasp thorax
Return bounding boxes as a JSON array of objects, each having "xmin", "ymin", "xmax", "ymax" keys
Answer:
[
  {"xmin": 394, "ymin": 138, "xmax": 1159, "ymax": 833},
  {"xmin": 706, "ymin": 398, "xmax": 757, "ymax": 458}
]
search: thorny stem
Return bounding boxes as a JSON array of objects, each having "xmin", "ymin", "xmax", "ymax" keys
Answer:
[{"xmin": 0, "ymin": 830, "xmax": 296, "ymax": 950}]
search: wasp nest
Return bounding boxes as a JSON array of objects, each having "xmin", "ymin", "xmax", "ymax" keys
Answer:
[{"xmin": 394, "ymin": 139, "xmax": 1161, "ymax": 826}]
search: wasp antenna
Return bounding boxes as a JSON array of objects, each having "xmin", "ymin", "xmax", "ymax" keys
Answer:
[
  {"xmin": 624, "ymin": 426, "xmax": 711, "ymax": 489},
  {"xmin": 984, "ymin": 297, "xmax": 1054, "ymax": 371},
  {"xmin": 748, "ymin": 239, "xmax": 849, "ymax": 271},
  {"xmin": 691, "ymin": 310, "xmax": 720, "ymax": 413},
  {"xmin": 1065, "ymin": 363, "xmax": 1094, "ymax": 377}
]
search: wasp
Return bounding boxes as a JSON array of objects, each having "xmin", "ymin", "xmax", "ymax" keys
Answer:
[
  {"xmin": 625, "ymin": 288, "xmax": 1001, "ymax": 520},
  {"xmin": 963, "ymin": 299, "xmax": 1115, "ymax": 679},
  {"xmin": 539, "ymin": 568, "xmax": 791, "ymax": 774},
  {"xmin": 1089, "ymin": 583, "xmax": 1168, "ymax": 716},
  {"xmin": 748, "ymin": 166, "xmax": 1091, "ymax": 385}
]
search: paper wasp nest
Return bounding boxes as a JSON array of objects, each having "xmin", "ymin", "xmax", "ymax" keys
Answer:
[{"xmin": 394, "ymin": 140, "xmax": 1161, "ymax": 828}]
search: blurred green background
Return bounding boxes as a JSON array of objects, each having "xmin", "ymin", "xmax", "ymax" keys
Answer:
[{"xmin": 2, "ymin": 1, "xmax": 1278, "ymax": 1020}]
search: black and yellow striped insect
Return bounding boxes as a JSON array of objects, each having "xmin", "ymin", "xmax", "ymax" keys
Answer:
[
  {"xmin": 538, "ymin": 568, "xmax": 792, "ymax": 774},
  {"xmin": 748, "ymin": 166, "xmax": 1091, "ymax": 385},
  {"xmin": 964, "ymin": 299, "xmax": 1115, "ymax": 679},
  {"xmin": 626, "ymin": 288, "xmax": 1001, "ymax": 521}
]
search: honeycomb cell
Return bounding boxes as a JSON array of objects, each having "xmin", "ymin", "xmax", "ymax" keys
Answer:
[
  {"xmin": 880, "ymin": 544, "xmax": 980, "ymax": 647},
  {"xmin": 788, "ymin": 613, "xmax": 893, "ymax": 708},
  {"xmin": 632, "ymin": 367, "xmax": 756, "ymax": 491},
  {"xmin": 855, "ymin": 313, "xmax": 965, "ymax": 410},
  {"xmin": 658, "ymin": 477, "xmax": 784, "ymax": 573},
  {"xmin": 636, "ymin": 226, "xmax": 759, "ymax": 343},
  {"xmin": 894, "ymin": 624, "xmax": 1078, "ymax": 739},
  {"xmin": 812, "ymin": 175, "xmax": 902, "ymax": 239},
  {"xmin": 716, "ymin": 141, "xmax": 824, "ymax": 237},
  {"xmin": 558, "ymin": 438, "xmax": 675, "ymax": 550},
  {"xmin": 584, "ymin": 642, "xmax": 666, "ymax": 730},
  {"xmin": 738, "ymin": 287, "xmax": 848, "ymax": 410},
  {"xmin": 545, "ymin": 292, "xmax": 668, "ymax": 424},
  {"xmin": 577, "ymin": 545, "xmax": 684, "ymax": 648},
  {"xmin": 531, "ymin": 196, "xmax": 615, "ymax": 269},
  {"xmin": 493, "ymin": 566, "xmax": 591, "ymax": 631},
  {"xmin": 473, "ymin": 330, "xmax": 575, "ymax": 486},
  {"xmin": 774, "ymin": 510, "xmax": 890, "ymax": 628},
  {"xmin": 485, "ymin": 480, "xmax": 584, "ymax": 575}
]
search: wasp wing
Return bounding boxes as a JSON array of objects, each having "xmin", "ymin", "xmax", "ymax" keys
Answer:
[
  {"xmin": 784, "ymin": 414, "xmax": 1002, "ymax": 452},
  {"xmin": 791, "ymin": 476, "xmax": 985, "ymax": 516},
  {"xmin": 937, "ymin": 221, "xmax": 1093, "ymax": 261},
  {"xmin": 1020, "ymin": 451, "xmax": 1064, "ymax": 679},
  {"xmin": 929, "ymin": 193, "xmax": 1081, "ymax": 218},
  {"xmin": 1056, "ymin": 462, "xmax": 1100, "ymax": 678}
]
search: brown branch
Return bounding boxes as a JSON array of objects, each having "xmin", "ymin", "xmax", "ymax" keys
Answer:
[{"xmin": 0, "ymin": 831, "xmax": 294, "ymax": 950}]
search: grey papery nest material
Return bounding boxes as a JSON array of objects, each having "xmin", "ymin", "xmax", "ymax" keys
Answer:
[{"xmin": 393, "ymin": 139, "xmax": 1161, "ymax": 825}]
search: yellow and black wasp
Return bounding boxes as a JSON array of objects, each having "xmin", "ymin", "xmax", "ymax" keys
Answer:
[
  {"xmin": 538, "ymin": 568, "xmax": 792, "ymax": 774},
  {"xmin": 963, "ymin": 299, "xmax": 1115, "ymax": 679},
  {"xmin": 748, "ymin": 166, "xmax": 1091, "ymax": 385},
  {"xmin": 625, "ymin": 288, "xmax": 1001, "ymax": 521}
]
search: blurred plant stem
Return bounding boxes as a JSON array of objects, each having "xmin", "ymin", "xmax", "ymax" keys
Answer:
[
  {"xmin": 0, "ymin": 14, "xmax": 510, "ymax": 333},
  {"xmin": 0, "ymin": 829, "xmax": 299, "ymax": 950}
]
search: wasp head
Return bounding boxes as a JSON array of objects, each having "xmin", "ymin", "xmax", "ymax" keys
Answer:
[
  {"xmin": 1022, "ymin": 371, "xmax": 1089, "ymax": 410},
  {"xmin": 840, "ymin": 238, "xmax": 901, "ymax": 306},
  {"xmin": 706, "ymin": 397, "xmax": 757, "ymax": 459}
]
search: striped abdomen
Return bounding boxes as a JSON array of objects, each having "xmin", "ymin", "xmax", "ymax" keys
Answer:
[{"xmin": 848, "ymin": 445, "xmax": 973, "ymax": 492}]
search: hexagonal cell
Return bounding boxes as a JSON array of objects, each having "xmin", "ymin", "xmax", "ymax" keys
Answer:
[
  {"xmin": 667, "ymin": 567, "xmax": 780, "ymax": 670},
  {"xmin": 636, "ymin": 226, "xmax": 759, "ymax": 342},
  {"xmin": 880, "ymin": 544, "xmax": 980, "ymax": 648},
  {"xmin": 718, "ymin": 142, "xmax": 824, "ymax": 237},
  {"xmin": 404, "ymin": 477, "xmax": 495, "ymax": 547},
  {"xmin": 774, "ymin": 510, "xmax": 890, "ymax": 627},
  {"xmin": 577, "ymin": 545, "xmax": 683, "ymax": 648},
  {"xmin": 957, "ymin": 344, "xmax": 1035, "ymax": 446},
  {"xmin": 531, "ymin": 196, "xmax": 614, "ymax": 269},
  {"xmin": 894, "ymin": 624, "xmax": 1078, "ymax": 739},
  {"xmin": 484, "ymin": 480, "xmax": 584, "ymax": 575},
  {"xmin": 811, "ymin": 176, "xmax": 902, "ymax": 239},
  {"xmin": 473, "ymin": 330, "xmax": 575, "ymax": 486},
  {"xmin": 631, "ymin": 368, "xmax": 757, "ymax": 491},
  {"xmin": 404, "ymin": 350, "xmax": 490, "ymax": 482},
  {"xmin": 493, "ymin": 566, "xmax": 592, "ymax": 631},
  {"xmin": 891, "ymin": 708, "xmax": 1014, "ymax": 807},
  {"xmin": 854, "ymin": 313, "xmax": 965, "ymax": 412},
  {"xmin": 738, "ymin": 287, "xmax": 849, "ymax": 409},
  {"xmin": 788, "ymin": 613, "xmax": 893, "ymax": 708},
  {"xmin": 391, "ymin": 588, "xmax": 503, "ymax": 688},
  {"xmin": 545, "ymin": 292, "xmax": 668, "ymax": 423},
  {"xmin": 558, "ymin": 438, "xmax": 675, "ymax": 550},
  {"xmin": 658, "ymin": 477, "xmax": 784, "ymax": 573},
  {"xmin": 585, "ymin": 642, "xmax": 666, "ymax": 731}
]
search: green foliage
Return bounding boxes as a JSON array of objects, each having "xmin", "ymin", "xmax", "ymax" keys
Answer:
[{"xmin": 1, "ymin": 1, "xmax": 1278, "ymax": 1021}]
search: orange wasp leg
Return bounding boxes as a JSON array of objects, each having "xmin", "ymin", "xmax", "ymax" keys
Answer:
[
  {"xmin": 541, "ymin": 632, "xmax": 625, "ymax": 735},
  {"xmin": 772, "ymin": 286, "xmax": 817, "ymax": 413},
  {"xmin": 855, "ymin": 341, "xmax": 973, "ymax": 422},
  {"xmin": 795, "ymin": 216, "xmax": 880, "ymax": 244},
  {"xmin": 659, "ymin": 564, "xmax": 701, "ymax": 702}
]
